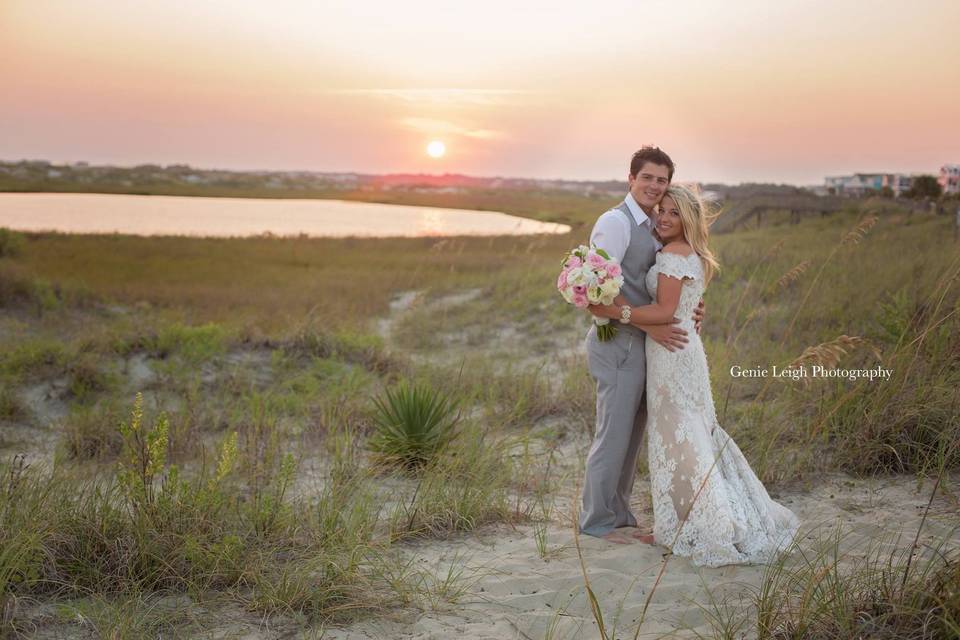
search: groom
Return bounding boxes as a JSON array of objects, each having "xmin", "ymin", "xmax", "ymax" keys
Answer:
[{"xmin": 579, "ymin": 146, "xmax": 703, "ymax": 544}]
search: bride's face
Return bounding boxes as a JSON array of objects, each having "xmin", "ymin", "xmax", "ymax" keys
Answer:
[{"xmin": 655, "ymin": 196, "xmax": 684, "ymax": 243}]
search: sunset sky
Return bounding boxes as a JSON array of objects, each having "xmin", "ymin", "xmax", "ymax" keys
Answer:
[{"xmin": 1, "ymin": 0, "xmax": 958, "ymax": 185}]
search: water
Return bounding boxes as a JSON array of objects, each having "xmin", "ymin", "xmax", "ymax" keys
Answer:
[{"xmin": 0, "ymin": 192, "xmax": 571, "ymax": 238}]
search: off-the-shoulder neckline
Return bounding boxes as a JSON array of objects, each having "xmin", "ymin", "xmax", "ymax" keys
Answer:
[{"xmin": 658, "ymin": 250, "xmax": 700, "ymax": 260}]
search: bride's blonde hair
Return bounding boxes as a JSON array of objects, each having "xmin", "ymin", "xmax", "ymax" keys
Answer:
[{"xmin": 659, "ymin": 183, "xmax": 720, "ymax": 286}]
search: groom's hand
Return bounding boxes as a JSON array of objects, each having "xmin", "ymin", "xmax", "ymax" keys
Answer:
[
  {"xmin": 645, "ymin": 322, "xmax": 689, "ymax": 352},
  {"xmin": 692, "ymin": 298, "xmax": 705, "ymax": 335}
]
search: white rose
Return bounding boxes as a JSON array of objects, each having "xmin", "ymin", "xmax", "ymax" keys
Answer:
[
  {"xmin": 567, "ymin": 266, "xmax": 589, "ymax": 287},
  {"xmin": 600, "ymin": 279, "xmax": 620, "ymax": 298}
]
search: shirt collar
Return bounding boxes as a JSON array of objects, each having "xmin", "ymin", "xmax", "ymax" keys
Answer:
[{"xmin": 624, "ymin": 192, "xmax": 651, "ymax": 227}]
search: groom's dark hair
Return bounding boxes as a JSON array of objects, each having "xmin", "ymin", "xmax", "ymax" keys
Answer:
[{"xmin": 630, "ymin": 146, "xmax": 675, "ymax": 181}]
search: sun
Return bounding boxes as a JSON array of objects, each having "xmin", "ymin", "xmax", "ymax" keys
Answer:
[{"xmin": 426, "ymin": 140, "xmax": 446, "ymax": 158}]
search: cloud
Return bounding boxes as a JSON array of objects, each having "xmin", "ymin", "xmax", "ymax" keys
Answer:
[
  {"xmin": 326, "ymin": 88, "xmax": 530, "ymax": 107},
  {"xmin": 399, "ymin": 116, "xmax": 502, "ymax": 139}
]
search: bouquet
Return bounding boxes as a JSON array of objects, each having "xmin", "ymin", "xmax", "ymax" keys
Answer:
[{"xmin": 557, "ymin": 244, "xmax": 624, "ymax": 341}]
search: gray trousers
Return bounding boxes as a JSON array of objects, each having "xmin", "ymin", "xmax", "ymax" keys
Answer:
[{"xmin": 579, "ymin": 324, "xmax": 647, "ymax": 537}]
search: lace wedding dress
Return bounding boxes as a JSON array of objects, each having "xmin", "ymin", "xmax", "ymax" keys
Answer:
[{"xmin": 644, "ymin": 251, "xmax": 800, "ymax": 567}]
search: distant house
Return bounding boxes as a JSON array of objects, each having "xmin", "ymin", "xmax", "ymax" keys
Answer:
[
  {"xmin": 825, "ymin": 173, "xmax": 883, "ymax": 197},
  {"xmin": 883, "ymin": 174, "xmax": 914, "ymax": 197},
  {"xmin": 825, "ymin": 172, "xmax": 914, "ymax": 197},
  {"xmin": 939, "ymin": 164, "xmax": 960, "ymax": 195}
]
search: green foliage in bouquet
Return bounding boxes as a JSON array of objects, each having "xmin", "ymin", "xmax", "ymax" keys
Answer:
[
  {"xmin": 596, "ymin": 321, "xmax": 617, "ymax": 341},
  {"xmin": 369, "ymin": 381, "xmax": 460, "ymax": 470},
  {"xmin": 592, "ymin": 246, "xmax": 619, "ymax": 341}
]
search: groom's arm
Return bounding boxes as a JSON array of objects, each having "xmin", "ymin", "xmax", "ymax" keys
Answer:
[
  {"xmin": 637, "ymin": 322, "xmax": 689, "ymax": 352},
  {"xmin": 584, "ymin": 208, "xmax": 628, "ymax": 318}
]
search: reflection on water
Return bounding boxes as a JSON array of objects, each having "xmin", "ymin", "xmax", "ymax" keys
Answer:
[{"xmin": 0, "ymin": 193, "xmax": 571, "ymax": 238}]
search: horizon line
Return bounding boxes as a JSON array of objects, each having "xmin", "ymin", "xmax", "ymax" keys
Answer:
[{"xmin": 0, "ymin": 157, "xmax": 839, "ymax": 188}]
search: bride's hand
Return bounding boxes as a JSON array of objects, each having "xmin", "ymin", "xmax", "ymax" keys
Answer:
[{"xmin": 587, "ymin": 303, "xmax": 612, "ymax": 318}]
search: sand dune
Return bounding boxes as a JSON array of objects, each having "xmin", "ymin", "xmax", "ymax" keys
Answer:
[{"xmin": 321, "ymin": 472, "xmax": 957, "ymax": 639}]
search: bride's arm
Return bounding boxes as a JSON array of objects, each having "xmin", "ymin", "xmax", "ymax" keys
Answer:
[
  {"xmin": 587, "ymin": 274, "xmax": 685, "ymax": 325},
  {"xmin": 624, "ymin": 274, "xmax": 684, "ymax": 325}
]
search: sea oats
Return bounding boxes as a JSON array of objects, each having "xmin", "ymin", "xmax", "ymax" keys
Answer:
[
  {"xmin": 841, "ymin": 216, "xmax": 878, "ymax": 246},
  {"xmin": 764, "ymin": 239, "xmax": 785, "ymax": 260},
  {"xmin": 788, "ymin": 334, "xmax": 870, "ymax": 369},
  {"xmin": 776, "ymin": 260, "xmax": 811, "ymax": 290}
]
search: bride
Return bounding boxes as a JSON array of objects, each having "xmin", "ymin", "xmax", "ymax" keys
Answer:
[{"xmin": 590, "ymin": 184, "xmax": 800, "ymax": 567}]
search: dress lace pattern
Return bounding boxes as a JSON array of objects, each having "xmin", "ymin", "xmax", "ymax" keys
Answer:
[{"xmin": 644, "ymin": 251, "xmax": 800, "ymax": 567}]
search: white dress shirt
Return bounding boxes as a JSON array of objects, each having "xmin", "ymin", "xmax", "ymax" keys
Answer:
[{"xmin": 589, "ymin": 192, "xmax": 662, "ymax": 262}]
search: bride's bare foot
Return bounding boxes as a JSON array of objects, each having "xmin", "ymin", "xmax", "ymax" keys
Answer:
[
  {"xmin": 626, "ymin": 529, "xmax": 656, "ymax": 544},
  {"xmin": 601, "ymin": 531, "xmax": 634, "ymax": 545}
]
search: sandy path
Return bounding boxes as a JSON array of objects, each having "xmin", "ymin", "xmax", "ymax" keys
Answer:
[{"xmin": 322, "ymin": 472, "xmax": 958, "ymax": 640}]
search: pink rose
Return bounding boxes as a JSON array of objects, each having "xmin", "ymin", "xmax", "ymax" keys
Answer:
[
  {"xmin": 606, "ymin": 262, "xmax": 621, "ymax": 278},
  {"xmin": 586, "ymin": 253, "xmax": 606, "ymax": 269},
  {"xmin": 566, "ymin": 256, "xmax": 582, "ymax": 268},
  {"xmin": 572, "ymin": 291, "xmax": 588, "ymax": 307},
  {"xmin": 556, "ymin": 269, "xmax": 568, "ymax": 290},
  {"xmin": 573, "ymin": 285, "xmax": 586, "ymax": 295}
]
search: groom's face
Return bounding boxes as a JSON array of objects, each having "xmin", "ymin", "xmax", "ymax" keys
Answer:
[{"xmin": 628, "ymin": 162, "xmax": 671, "ymax": 211}]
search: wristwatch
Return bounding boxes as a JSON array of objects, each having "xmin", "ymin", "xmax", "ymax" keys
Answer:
[{"xmin": 619, "ymin": 304, "xmax": 632, "ymax": 324}]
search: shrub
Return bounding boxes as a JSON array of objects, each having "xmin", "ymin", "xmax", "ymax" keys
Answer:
[
  {"xmin": 368, "ymin": 381, "xmax": 460, "ymax": 470},
  {"xmin": 286, "ymin": 327, "xmax": 402, "ymax": 375},
  {"xmin": 0, "ymin": 228, "xmax": 24, "ymax": 258},
  {"xmin": 0, "ymin": 386, "xmax": 27, "ymax": 423},
  {"xmin": 152, "ymin": 322, "xmax": 227, "ymax": 363},
  {"xmin": 60, "ymin": 401, "xmax": 125, "ymax": 460}
]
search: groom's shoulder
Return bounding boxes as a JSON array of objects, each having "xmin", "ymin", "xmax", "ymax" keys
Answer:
[{"xmin": 595, "ymin": 202, "xmax": 627, "ymax": 222}]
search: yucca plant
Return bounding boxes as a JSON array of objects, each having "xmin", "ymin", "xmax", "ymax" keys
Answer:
[{"xmin": 369, "ymin": 381, "xmax": 460, "ymax": 470}]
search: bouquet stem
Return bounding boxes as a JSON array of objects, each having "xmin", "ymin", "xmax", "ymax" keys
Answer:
[{"xmin": 596, "ymin": 323, "xmax": 617, "ymax": 341}]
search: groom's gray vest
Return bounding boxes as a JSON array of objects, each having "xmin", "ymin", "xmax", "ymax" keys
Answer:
[{"xmin": 613, "ymin": 201, "xmax": 658, "ymax": 337}]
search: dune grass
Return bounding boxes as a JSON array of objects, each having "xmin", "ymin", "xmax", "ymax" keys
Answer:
[
  {"xmin": 690, "ymin": 525, "xmax": 960, "ymax": 640},
  {"xmin": 0, "ymin": 402, "xmax": 518, "ymax": 635},
  {"xmin": 1, "ymin": 193, "xmax": 958, "ymax": 634}
]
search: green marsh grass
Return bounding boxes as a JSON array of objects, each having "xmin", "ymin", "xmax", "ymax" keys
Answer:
[
  {"xmin": 387, "ymin": 422, "xmax": 518, "ymax": 540},
  {"xmin": 0, "ymin": 229, "xmax": 24, "ymax": 258},
  {"xmin": 2, "ymin": 199, "xmax": 959, "ymax": 635}
]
